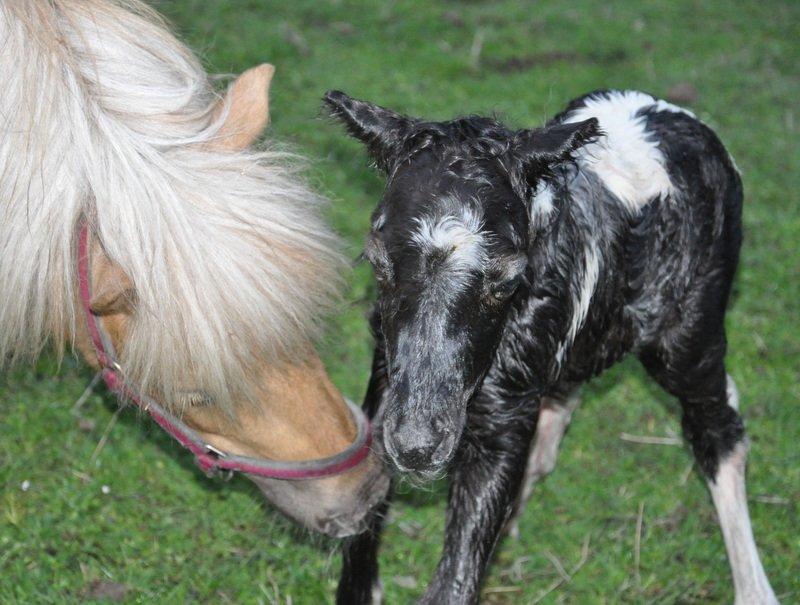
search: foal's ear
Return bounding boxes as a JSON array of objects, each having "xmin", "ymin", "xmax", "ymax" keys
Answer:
[
  {"xmin": 513, "ymin": 118, "xmax": 600, "ymax": 179},
  {"xmin": 323, "ymin": 90, "xmax": 413, "ymax": 171},
  {"xmin": 90, "ymin": 252, "xmax": 137, "ymax": 316},
  {"xmin": 211, "ymin": 63, "xmax": 275, "ymax": 151}
]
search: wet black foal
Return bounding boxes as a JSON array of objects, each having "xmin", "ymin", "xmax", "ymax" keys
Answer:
[{"xmin": 326, "ymin": 89, "xmax": 777, "ymax": 604}]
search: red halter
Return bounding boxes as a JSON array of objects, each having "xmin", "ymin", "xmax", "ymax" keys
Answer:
[{"xmin": 76, "ymin": 220, "xmax": 372, "ymax": 480}]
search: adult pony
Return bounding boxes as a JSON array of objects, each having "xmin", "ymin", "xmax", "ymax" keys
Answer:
[{"xmin": 0, "ymin": 0, "xmax": 388, "ymax": 537}]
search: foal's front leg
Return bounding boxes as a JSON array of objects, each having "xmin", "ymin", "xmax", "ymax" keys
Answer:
[
  {"xmin": 338, "ymin": 498, "xmax": 391, "ymax": 605},
  {"xmin": 420, "ymin": 393, "xmax": 537, "ymax": 605},
  {"xmin": 337, "ymin": 338, "xmax": 391, "ymax": 605}
]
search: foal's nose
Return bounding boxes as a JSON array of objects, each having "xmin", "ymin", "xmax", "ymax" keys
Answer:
[
  {"xmin": 394, "ymin": 440, "xmax": 440, "ymax": 470},
  {"xmin": 384, "ymin": 416, "xmax": 456, "ymax": 473}
]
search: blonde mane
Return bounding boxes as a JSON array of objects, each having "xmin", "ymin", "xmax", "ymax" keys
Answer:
[{"xmin": 0, "ymin": 0, "xmax": 344, "ymax": 410}]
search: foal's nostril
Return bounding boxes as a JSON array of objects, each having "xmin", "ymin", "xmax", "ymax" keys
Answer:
[
  {"xmin": 395, "ymin": 442, "xmax": 440, "ymax": 470},
  {"xmin": 384, "ymin": 409, "xmax": 460, "ymax": 472},
  {"xmin": 432, "ymin": 432, "xmax": 456, "ymax": 463},
  {"xmin": 386, "ymin": 428, "xmax": 457, "ymax": 472}
]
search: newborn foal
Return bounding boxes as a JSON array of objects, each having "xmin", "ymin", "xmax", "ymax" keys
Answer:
[{"xmin": 326, "ymin": 89, "xmax": 777, "ymax": 604}]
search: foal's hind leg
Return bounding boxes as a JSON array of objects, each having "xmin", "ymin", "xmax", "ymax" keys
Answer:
[
  {"xmin": 640, "ymin": 343, "xmax": 777, "ymax": 604},
  {"xmin": 506, "ymin": 390, "xmax": 581, "ymax": 539},
  {"xmin": 706, "ymin": 375, "xmax": 777, "ymax": 605}
]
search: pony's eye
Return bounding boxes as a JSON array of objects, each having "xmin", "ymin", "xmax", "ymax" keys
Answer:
[{"xmin": 180, "ymin": 391, "xmax": 213, "ymax": 407}]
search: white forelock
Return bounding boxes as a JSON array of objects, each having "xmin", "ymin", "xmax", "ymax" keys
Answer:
[{"xmin": 411, "ymin": 203, "xmax": 486, "ymax": 279}]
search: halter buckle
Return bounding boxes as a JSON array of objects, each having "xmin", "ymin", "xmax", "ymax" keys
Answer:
[{"xmin": 205, "ymin": 443, "xmax": 228, "ymax": 459}]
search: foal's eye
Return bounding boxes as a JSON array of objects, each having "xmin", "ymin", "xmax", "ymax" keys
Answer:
[
  {"xmin": 364, "ymin": 237, "xmax": 393, "ymax": 285},
  {"xmin": 372, "ymin": 265, "xmax": 392, "ymax": 284},
  {"xmin": 490, "ymin": 276, "xmax": 522, "ymax": 301}
]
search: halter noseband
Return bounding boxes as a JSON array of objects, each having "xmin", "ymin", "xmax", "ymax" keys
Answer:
[{"xmin": 76, "ymin": 220, "xmax": 372, "ymax": 480}]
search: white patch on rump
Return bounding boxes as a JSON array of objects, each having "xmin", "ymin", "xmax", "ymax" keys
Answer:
[{"xmin": 564, "ymin": 90, "xmax": 693, "ymax": 213}]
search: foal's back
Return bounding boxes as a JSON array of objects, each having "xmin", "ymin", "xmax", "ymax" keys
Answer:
[{"xmin": 539, "ymin": 90, "xmax": 743, "ymax": 388}]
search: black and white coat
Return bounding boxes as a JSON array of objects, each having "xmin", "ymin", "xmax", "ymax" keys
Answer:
[{"xmin": 326, "ymin": 89, "xmax": 778, "ymax": 605}]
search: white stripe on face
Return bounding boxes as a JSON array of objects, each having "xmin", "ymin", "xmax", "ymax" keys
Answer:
[{"xmin": 411, "ymin": 203, "xmax": 486, "ymax": 288}]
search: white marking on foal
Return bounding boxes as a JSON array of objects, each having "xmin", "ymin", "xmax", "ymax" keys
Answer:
[
  {"xmin": 556, "ymin": 244, "xmax": 600, "ymax": 364},
  {"xmin": 412, "ymin": 203, "xmax": 486, "ymax": 283},
  {"xmin": 530, "ymin": 180, "xmax": 557, "ymax": 228},
  {"xmin": 726, "ymin": 373, "xmax": 740, "ymax": 411},
  {"xmin": 371, "ymin": 579, "xmax": 383, "ymax": 605},
  {"xmin": 564, "ymin": 90, "xmax": 692, "ymax": 213},
  {"xmin": 708, "ymin": 440, "xmax": 778, "ymax": 604}
]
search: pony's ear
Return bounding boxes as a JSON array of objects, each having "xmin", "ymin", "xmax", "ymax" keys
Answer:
[
  {"xmin": 513, "ymin": 118, "xmax": 600, "ymax": 180},
  {"xmin": 90, "ymin": 251, "xmax": 137, "ymax": 316},
  {"xmin": 211, "ymin": 63, "xmax": 275, "ymax": 151},
  {"xmin": 323, "ymin": 90, "xmax": 413, "ymax": 171}
]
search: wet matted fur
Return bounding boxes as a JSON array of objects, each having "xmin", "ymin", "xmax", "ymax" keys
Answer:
[{"xmin": 326, "ymin": 89, "xmax": 777, "ymax": 604}]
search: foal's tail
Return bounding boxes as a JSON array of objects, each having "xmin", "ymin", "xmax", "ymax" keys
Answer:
[{"xmin": 0, "ymin": 1, "xmax": 344, "ymax": 410}]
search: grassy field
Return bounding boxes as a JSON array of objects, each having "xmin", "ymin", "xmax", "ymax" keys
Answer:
[{"xmin": 1, "ymin": 0, "xmax": 798, "ymax": 603}]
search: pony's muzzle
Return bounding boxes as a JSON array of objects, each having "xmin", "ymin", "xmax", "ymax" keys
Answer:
[
  {"xmin": 312, "ymin": 462, "xmax": 391, "ymax": 537},
  {"xmin": 250, "ymin": 450, "xmax": 390, "ymax": 537}
]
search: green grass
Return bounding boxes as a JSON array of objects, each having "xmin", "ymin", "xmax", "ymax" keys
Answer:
[{"xmin": 2, "ymin": 0, "xmax": 799, "ymax": 603}]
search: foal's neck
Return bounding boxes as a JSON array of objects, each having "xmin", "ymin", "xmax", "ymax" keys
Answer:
[{"xmin": 495, "ymin": 169, "xmax": 623, "ymax": 393}]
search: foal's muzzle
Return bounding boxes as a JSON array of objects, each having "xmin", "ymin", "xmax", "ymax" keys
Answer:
[{"xmin": 382, "ymin": 411, "xmax": 459, "ymax": 475}]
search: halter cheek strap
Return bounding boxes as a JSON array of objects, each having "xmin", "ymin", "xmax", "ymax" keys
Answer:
[{"xmin": 76, "ymin": 220, "xmax": 372, "ymax": 480}]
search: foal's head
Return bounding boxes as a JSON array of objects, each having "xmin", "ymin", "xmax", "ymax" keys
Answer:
[{"xmin": 325, "ymin": 91, "xmax": 598, "ymax": 475}]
